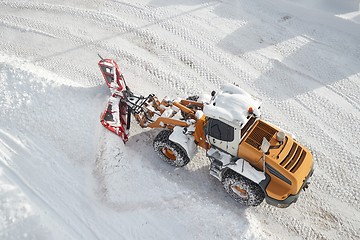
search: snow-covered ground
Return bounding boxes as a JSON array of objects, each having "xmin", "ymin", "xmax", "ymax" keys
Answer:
[{"xmin": 1, "ymin": 0, "xmax": 359, "ymax": 239}]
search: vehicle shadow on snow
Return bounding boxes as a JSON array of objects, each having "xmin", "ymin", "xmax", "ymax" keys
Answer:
[
  {"xmin": 125, "ymin": 130, "xmax": 252, "ymax": 213},
  {"xmin": 213, "ymin": 1, "xmax": 360, "ymax": 100},
  {"xmin": 96, "ymin": 128, "xmax": 253, "ymax": 236},
  {"xmin": 146, "ymin": 0, "xmax": 360, "ymax": 100}
]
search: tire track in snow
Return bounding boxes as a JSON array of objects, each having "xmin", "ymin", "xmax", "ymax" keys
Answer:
[
  {"xmin": 95, "ymin": 2, "xmax": 227, "ymax": 92},
  {"xmin": 295, "ymin": 92, "xmax": 360, "ymax": 151},
  {"xmin": 240, "ymin": 35, "xmax": 360, "ymax": 114},
  {"xmin": 0, "ymin": 1, "xmax": 130, "ymax": 87},
  {"xmin": 0, "ymin": 15, "xmax": 88, "ymax": 44},
  {"xmin": 0, "ymin": 0, "xmax": 257, "ymax": 96},
  {"xmin": 107, "ymin": 0, "xmax": 296, "ymax": 107},
  {"xmin": 64, "ymin": 0, "xmax": 248, "ymax": 94},
  {"xmin": 0, "ymin": 13, "xmax": 100, "ymax": 86},
  {"xmin": 0, "ymin": 16, "xmax": 56, "ymax": 38},
  {"xmin": 104, "ymin": 0, "xmax": 252, "ymax": 87},
  {"xmin": 0, "ymin": 1, "xmax": 213, "ymax": 93},
  {"xmin": 276, "ymin": 59, "xmax": 360, "ymax": 112}
]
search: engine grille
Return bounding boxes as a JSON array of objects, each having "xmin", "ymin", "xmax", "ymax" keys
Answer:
[
  {"xmin": 245, "ymin": 121, "xmax": 306, "ymax": 174},
  {"xmin": 245, "ymin": 121, "xmax": 277, "ymax": 149},
  {"xmin": 280, "ymin": 142, "xmax": 307, "ymax": 173}
]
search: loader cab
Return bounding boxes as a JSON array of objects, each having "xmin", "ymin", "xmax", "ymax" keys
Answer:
[
  {"xmin": 203, "ymin": 84, "xmax": 262, "ymax": 156},
  {"xmin": 206, "ymin": 116, "xmax": 259, "ymax": 156},
  {"xmin": 206, "ymin": 118, "xmax": 241, "ymax": 156}
]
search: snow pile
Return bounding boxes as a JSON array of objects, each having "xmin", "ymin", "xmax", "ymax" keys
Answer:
[
  {"xmin": 0, "ymin": 54, "xmax": 114, "ymax": 239},
  {"xmin": 0, "ymin": 54, "xmax": 264, "ymax": 240}
]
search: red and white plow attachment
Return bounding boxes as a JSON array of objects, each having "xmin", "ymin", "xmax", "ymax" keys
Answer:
[
  {"xmin": 98, "ymin": 57, "xmax": 130, "ymax": 142},
  {"xmin": 98, "ymin": 56, "xmax": 182, "ymax": 143}
]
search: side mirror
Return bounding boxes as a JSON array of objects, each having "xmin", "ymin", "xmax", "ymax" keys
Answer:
[{"xmin": 261, "ymin": 137, "xmax": 270, "ymax": 154}]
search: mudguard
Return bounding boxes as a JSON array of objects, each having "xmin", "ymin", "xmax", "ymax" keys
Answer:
[
  {"xmin": 169, "ymin": 126, "xmax": 198, "ymax": 159},
  {"xmin": 227, "ymin": 159, "xmax": 265, "ymax": 184},
  {"xmin": 207, "ymin": 148, "xmax": 265, "ymax": 184}
]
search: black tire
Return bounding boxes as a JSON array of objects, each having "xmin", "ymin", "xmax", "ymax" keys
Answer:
[
  {"xmin": 181, "ymin": 95, "xmax": 200, "ymax": 119},
  {"xmin": 186, "ymin": 95, "xmax": 199, "ymax": 101},
  {"xmin": 153, "ymin": 130, "xmax": 190, "ymax": 167},
  {"xmin": 222, "ymin": 171, "xmax": 265, "ymax": 207}
]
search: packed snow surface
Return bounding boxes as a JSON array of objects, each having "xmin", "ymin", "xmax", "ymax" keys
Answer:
[{"xmin": 0, "ymin": 0, "xmax": 360, "ymax": 239}]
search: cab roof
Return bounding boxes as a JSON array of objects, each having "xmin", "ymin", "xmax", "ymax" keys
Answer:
[{"xmin": 203, "ymin": 84, "xmax": 261, "ymax": 126}]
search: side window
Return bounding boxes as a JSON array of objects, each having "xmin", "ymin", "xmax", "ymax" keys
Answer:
[{"xmin": 207, "ymin": 118, "xmax": 234, "ymax": 141}]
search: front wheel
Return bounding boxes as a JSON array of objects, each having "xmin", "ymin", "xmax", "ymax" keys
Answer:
[
  {"xmin": 222, "ymin": 171, "xmax": 265, "ymax": 207},
  {"xmin": 153, "ymin": 130, "xmax": 190, "ymax": 167}
]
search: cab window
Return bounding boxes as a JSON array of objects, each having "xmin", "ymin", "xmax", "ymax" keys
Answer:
[{"xmin": 207, "ymin": 118, "xmax": 234, "ymax": 141}]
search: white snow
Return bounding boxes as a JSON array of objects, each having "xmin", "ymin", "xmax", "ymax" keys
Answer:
[
  {"xmin": 204, "ymin": 83, "xmax": 261, "ymax": 125},
  {"xmin": 1, "ymin": 0, "xmax": 360, "ymax": 240}
]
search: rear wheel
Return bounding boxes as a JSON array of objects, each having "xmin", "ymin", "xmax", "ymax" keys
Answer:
[
  {"xmin": 153, "ymin": 130, "xmax": 190, "ymax": 167},
  {"xmin": 186, "ymin": 95, "xmax": 199, "ymax": 101},
  {"xmin": 222, "ymin": 171, "xmax": 265, "ymax": 206}
]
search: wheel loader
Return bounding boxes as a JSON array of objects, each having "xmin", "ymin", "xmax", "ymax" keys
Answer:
[{"xmin": 98, "ymin": 57, "xmax": 314, "ymax": 208}]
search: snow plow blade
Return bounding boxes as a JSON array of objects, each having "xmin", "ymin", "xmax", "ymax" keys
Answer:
[
  {"xmin": 100, "ymin": 95, "xmax": 129, "ymax": 142},
  {"xmin": 98, "ymin": 57, "xmax": 126, "ymax": 93},
  {"xmin": 98, "ymin": 57, "xmax": 130, "ymax": 143}
]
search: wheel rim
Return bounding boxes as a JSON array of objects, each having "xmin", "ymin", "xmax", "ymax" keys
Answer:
[
  {"xmin": 162, "ymin": 147, "xmax": 176, "ymax": 161},
  {"xmin": 231, "ymin": 184, "xmax": 248, "ymax": 199}
]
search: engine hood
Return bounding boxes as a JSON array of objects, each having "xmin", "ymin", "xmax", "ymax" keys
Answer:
[{"xmin": 238, "ymin": 120, "xmax": 314, "ymax": 199}]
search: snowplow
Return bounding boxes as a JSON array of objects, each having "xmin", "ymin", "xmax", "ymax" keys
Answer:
[{"xmin": 98, "ymin": 57, "xmax": 314, "ymax": 208}]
